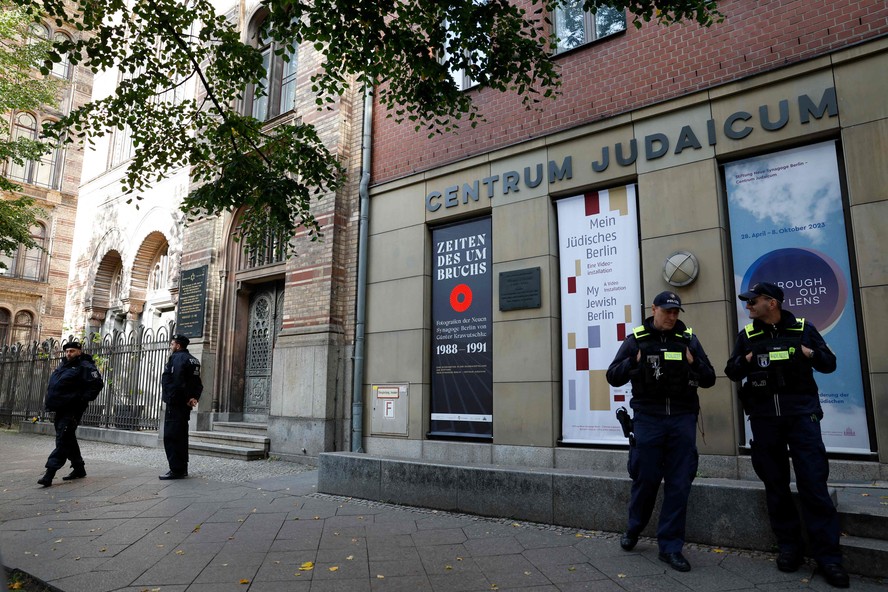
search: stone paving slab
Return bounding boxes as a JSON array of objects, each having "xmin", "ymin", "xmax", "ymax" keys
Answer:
[{"xmin": 2, "ymin": 430, "xmax": 887, "ymax": 591}]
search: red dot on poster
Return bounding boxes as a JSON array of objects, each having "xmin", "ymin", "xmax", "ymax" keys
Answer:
[{"xmin": 450, "ymin": 284, "xmax": 473, "ymax": 313}]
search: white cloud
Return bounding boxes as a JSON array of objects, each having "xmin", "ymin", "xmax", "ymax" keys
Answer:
[{"xmin": 727, "ymin": 144, "xmax": 840, "ymax": 245}]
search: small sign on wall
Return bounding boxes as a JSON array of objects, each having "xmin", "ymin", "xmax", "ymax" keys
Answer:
[
  {"xmin": 370, "ymin": 383, "xmax": 409, "ymax": 436},
  {"xmin": 499, "ymin": 267, "xmax": 542, "ymax": 311}
]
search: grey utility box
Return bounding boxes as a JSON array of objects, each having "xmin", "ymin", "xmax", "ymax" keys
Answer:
[{"xmin": 370, "ymin": 384, "xmax": 409, "ymax": 436}]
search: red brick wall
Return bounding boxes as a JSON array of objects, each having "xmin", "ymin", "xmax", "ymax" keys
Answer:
[{"xmin": 371, "ymin": 0, "xmax": 888, "ymax": 183}]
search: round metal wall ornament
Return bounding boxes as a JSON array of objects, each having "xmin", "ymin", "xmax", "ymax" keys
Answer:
[{"xmin": 663, "ymin": 251, "xmax": 699, "ymax": 287}]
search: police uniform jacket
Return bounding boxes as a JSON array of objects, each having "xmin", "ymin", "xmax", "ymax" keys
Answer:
[
  {"xmin": 606, "ymin": 317, "xmax": 715, "ymax": 415},
  {"xmin": 45, "ymin": 353, "xmax": 104, "ymax": 413},
  {"xmin": 725, "ymin": 309, "xmax": 836, "ymax": 417},
  {"xmin": 161, "ymin": 349, "xmax": 203, "ymax": 407}
]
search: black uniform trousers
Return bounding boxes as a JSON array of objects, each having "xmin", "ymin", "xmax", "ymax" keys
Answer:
[
  {"xmin": 626, "ymin": 411, "xmax": 698, "ymax": 554},
  {"xmin": 163, "ymin": 404, "xmax": 192, "ymax": 475},
  {"xmin": 45, "ymin": 411, "xmax": 85, "ymax": 471},
  {"xmin": 749, "ymin": 414, "xmax": 842, "ymax": 565}
]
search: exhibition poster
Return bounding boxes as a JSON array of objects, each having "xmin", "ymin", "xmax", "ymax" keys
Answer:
[
  {"xmin": 726, "ymin": 141, "xmax": 870, "ymax": 453},
  {"xmin": 558, "ymin": 185, "xmax": 641, "ymax": 444},
  {"xmin": 430, "ymin": 217, "xmax": 493, "ymax": 438}
]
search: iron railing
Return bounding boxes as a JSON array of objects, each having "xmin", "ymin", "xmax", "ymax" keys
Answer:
[{"xmin": 0, "ymin": 323, "xmax": 175, "ymax": 431}]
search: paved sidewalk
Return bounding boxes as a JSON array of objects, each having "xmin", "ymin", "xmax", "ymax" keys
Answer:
[{"xmin": 1, "ymin": 431, "xmax": 884, "ymax": 592}]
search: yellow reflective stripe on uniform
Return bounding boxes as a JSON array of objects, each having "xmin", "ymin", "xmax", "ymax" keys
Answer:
[
  {"xmin": 633, "ymin": 326, "xmax": 648, "ymax": 339},
  {"xmin": 744, "ymin": 323, "xmax": 764, "ymax": 338},
  {"xmin": 788, "ymin": 317, "xmax": 805, "ymax": 331},
  {"xmin": 664, "ymin": 352, "xmax": 683, "ymax": 361}
]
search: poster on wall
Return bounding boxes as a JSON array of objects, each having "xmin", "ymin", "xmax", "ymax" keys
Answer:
[
  {"xmin": 725, "ymin": 141, "xmax": 870, "ymax": 453},
  {"xmin": 558, "ymin": 185, "xmax": 641, "ymax": 444},
  {"xmin": 430, "ymin": 217, "xmax": 493, "ymax": 438}
]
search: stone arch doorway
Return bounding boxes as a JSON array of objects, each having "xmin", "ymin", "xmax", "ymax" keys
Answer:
[{"xmin": 215, "ymin": 208, "xmax": 288, "ymax": 424}]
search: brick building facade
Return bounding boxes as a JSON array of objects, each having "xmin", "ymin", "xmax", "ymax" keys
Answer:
[
  {"xmin": 64, "ymin": 0, "xmax": 363, "ymax": 459},
  {"xmin": 361, "ymin": 0, "xmax": 888, "ymax": 475},
  {"xmin": 1, "ymin": 18, "xmax": 93, "ymax": 347}
]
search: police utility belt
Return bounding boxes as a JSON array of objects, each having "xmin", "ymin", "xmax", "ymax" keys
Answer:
[{"xmin": 741, "ymin": 319, "xmax": 805, "ymax": 396}]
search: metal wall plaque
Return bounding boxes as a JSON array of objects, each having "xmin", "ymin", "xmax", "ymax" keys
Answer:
[
  {"xmin": 499, "ymin": 267, "xmax": 542, "ymax": 311},
  {"xmin": 175, "ymin": 265, "xmax": 208, "ymax": 338}
]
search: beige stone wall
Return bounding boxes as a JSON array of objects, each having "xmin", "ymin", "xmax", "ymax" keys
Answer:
[
  {"xmin": 835, "ymin": 41, "xmax": 888, "ymax": 465},
  {"xmin": 363, "ymin": 39, "xmax": 888, "ymax": 471}
]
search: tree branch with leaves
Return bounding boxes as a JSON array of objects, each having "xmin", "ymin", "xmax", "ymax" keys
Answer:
[{"xmin": 13, "ymin": 0, "xmax": 721, "ymax": 256}]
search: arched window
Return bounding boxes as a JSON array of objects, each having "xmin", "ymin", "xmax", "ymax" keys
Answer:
[
  {"xmin": 20, "ymin": 223, "xmax": 47, "ymax": 280},
  {"xmin": 7, "ymin": 112, "xmax": 38, "ymax": 184},
  {"xmin": 110, "ymin": 266, "xmax": 123, "ymax": 304},
  {"xmin": 0, "ymin": 223, "xmax": 47, "ymax": 281},
  {"xmin": 244, "ymin": 12, "xmax": 298, "ymax": 122},
  {"xmin": 29, "ymin": 22, "xmax": 50, "ymax": 45},
  {"xmin": 0, "ymin": 308, "xmax": 10, "ymax": 346},
  {"xmin": 148, "ymin": 247, "xmax": 170, "ymax": 294},
  {"xmin": 12, "ymin": 311, "xmax": 34, "ymax": 345},
  {"xmin": 7, "ymin": 113, "xmax": 63, "ymax": 189},
  {"xmin": 28, "ymin": 23, "xmax": 70, "ymax": 79},
  {"xmin": 51, "ymin": 31, "xmax": 72, "ymax": 79}
]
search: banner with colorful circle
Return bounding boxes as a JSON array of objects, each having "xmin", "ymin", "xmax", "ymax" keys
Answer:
[
  {"xmin": 726, "ymin": 141, "xmax": 871, "ymax": 453},
  {"xmin": 430, "ymin": 217, "xmax": 493, "ymax": 438}
]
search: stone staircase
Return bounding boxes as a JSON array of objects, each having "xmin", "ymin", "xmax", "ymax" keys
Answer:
[
  {"xmin": 836, "ymin": 483, "xmax": 888, "ymax": 578},
  {"xmin": 189, "ymin": 421, "xmax": 269, "ymax": 460}
]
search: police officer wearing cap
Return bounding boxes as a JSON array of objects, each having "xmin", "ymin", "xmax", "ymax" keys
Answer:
[
  {"xmin": 606, "ymin": 291, "xmax": 715, "ymax": 572},
  {"xmin": 38, "ymin": 341, "xmax": 104, "ymax": 487},
  {"xmin": 160, "ymin": 334, "xmax": 202, "ymax": 479},
  {"xmin": 725, "ymin": 282, "xmax": 848, "ymax": 588}
]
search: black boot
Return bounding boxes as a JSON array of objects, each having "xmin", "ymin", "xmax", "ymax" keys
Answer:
[
  {"xmin": 62, "ymin": 465, "xmax": 87, "ymax": 481},
  {"xmin": 38, "ymin": 469, "xmax": 56, "ymax": 487}
]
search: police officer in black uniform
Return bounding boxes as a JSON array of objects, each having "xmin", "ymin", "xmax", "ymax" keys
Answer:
[
  {"xmin": 725, "ymin": 282, "xmax": 848, "ymax": 588},
  {"xmin": 39, "ymin": 341, "xmax": 104, "ymax": 487},
  {"xmin": 160, "ymin": 334, "xmax": 202, "ymax": 480},
  {"xmin": 606, "ymin": 291, "xmax": 715, "ymax": 572}
]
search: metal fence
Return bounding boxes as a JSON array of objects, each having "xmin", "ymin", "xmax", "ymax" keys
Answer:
[{"xmin": 0, "ymin": 324, "xmax": 175, "ymax": 431}]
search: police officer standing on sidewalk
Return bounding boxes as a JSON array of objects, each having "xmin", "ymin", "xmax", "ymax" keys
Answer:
[
  {"xmin": 606, "ymin": 291, "xmax": 715, "ymax": 572},
  {"xmin": 160, "ymin": 334, "xmax": 202, "ymax": 480},
  {"xmin": 38, "ymin": 341, "xmax": 104, "ymax": 487},
  {"xmin": 725, "ymin": 282, "xmax": 848, "ymax": 588}
]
